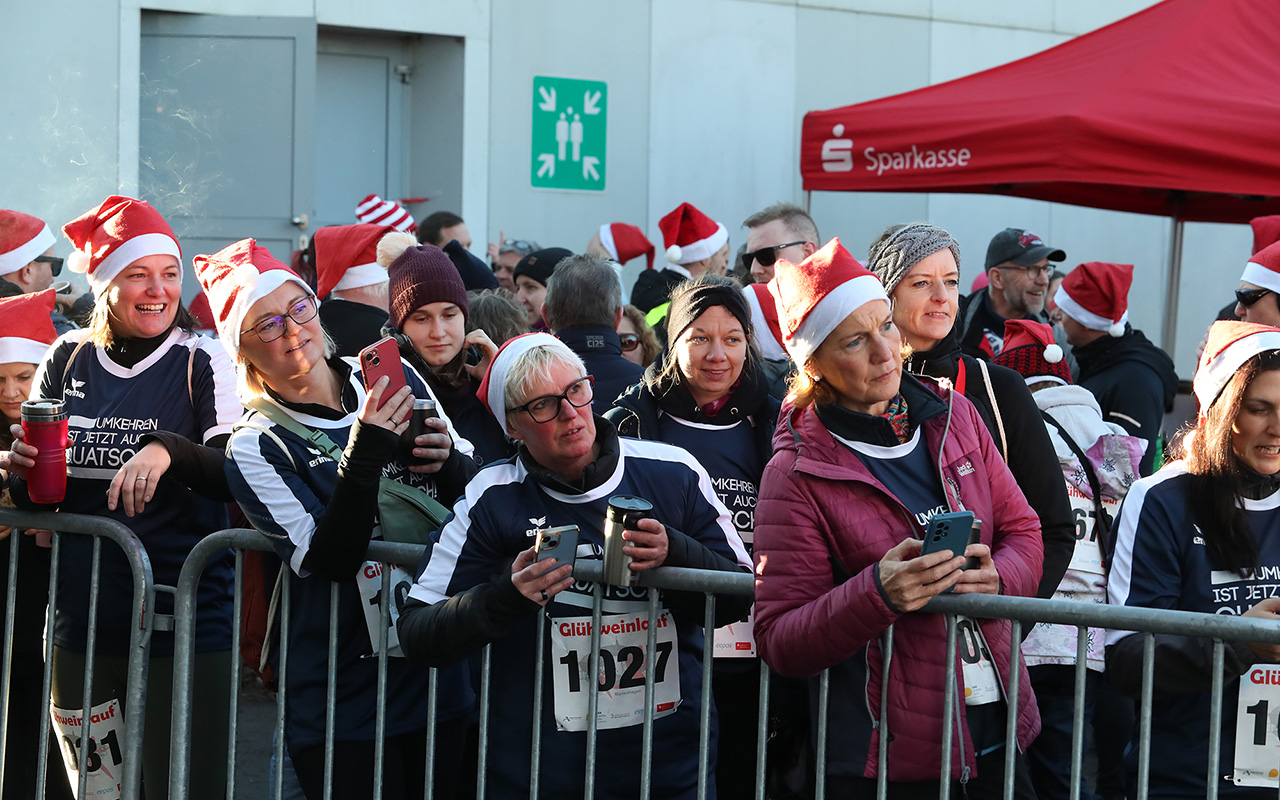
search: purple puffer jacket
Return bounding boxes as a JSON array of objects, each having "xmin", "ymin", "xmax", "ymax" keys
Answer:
[{"xmin": 754, "ymin": 379, "xmax": 1042, "ymax": 783}]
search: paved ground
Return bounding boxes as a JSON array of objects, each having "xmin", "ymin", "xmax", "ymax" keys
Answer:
[{"xmin": 233, "ymin": 672, "xmax": 277, "ymax": 799}]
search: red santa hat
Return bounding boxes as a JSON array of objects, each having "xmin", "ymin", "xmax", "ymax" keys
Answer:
[
  {"xmin": 0, "ymin": 289, "xmax": 58, "ymax": 365},
  {"xmin": 1251, "ymin": 216, "xmax": 1280, "ymax": 256},
  {"xmin": 992, "ymin": 319, "xmax": 1071, "ymax": 386},
  {"xmin": 1239, "ymin": 241, "xmax": 1280, "ymax": 295},
  {"xmin": 0, "ymin": 210, "xmax": 55, "ymax": 279},
  {"xmin": 598, "ymin": 223, "xmax": 654, "ymax": 270},
  {"xmin": 743, "ymin": 283, "xmax": 787, "ymax": 361},
  {"xmin": 767, "ymin": 237, "xmax": 889, "ymax": 364},
  {"xmin": 476, "ymin": 332, "xmax": 581, "ymax": 424},
  {"xmin": 658, "ymin": 203, "xmax": 728, "ymax": 267},
  {"xmin": 1055, "ymin": 262, "xmax": 1133, "ymax": 337},
  {"xmin": 355, "ymin": 194, "xmax": 416, "ymax": 233},
  {"xmin": 1194, "ymin": 320, "xmax": 1280, "ymax": 412},
  {"xmin": 62, "ymin": 196, "xmax": 182, "ymax": 295},
  {"xmin": 193, "ymin": 239, "xmax": 312, "ymax": 360},
  {"xmin": 313, "ymin": 224, "xmax": 395, "ymax": 300}
]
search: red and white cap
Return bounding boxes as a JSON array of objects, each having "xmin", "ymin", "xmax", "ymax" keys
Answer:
[
  {"xmin": 1056, "ymin": 262, "xmax": 1133, "ymax": 337},
  {"xmin": 1240, "ymin": 240, "xmax": 1280, "ymax": 295},
  {"xmin": 0, "ymin": 289, "xmax": 58, "ymax": 365},
  {"xmin": 62, "ymin": 196, "xmax": 182, "ymax": 295},
  {"xmin": 743, "ymin": 283, "xmax": 787, "ymax": 361},
  {"xmin": 0, "ymin": 210, "xmax": 55, "ymax": 279},
  {"xmin": 598, "ymin": 223, "xmax": 654, "ymax": 270},
  {"xmin": 1194, "ymin": 320, "xmax": 1280, "ymax": 412},
  {"xmin": 193, "ymin": 239, "xmax": 311, "ymax": 359},
  {"xmin": 658, "ymin": 203, "xmax": 727, "ymax": 267},
  {"xmin": 313, "ymin": 224, "xmax": 395, "ymax": 300},
  {"xmin": 355, "ymin": 194, "xmax": 416, "ymax": 233},
  {"xmin": 767, "ymin": 237, "xmax": 889, "ymax": 364},
  {"xmin": 1251, "ymin": 216, "xmax": 1280, "ymax": 256},
  {"xmin": 476, "ymin": 332, "xmax": 580, "ymax": 424},
  {"xmin": 992, "ymin": 319, "xmax": 1071, "ymax": 386}
]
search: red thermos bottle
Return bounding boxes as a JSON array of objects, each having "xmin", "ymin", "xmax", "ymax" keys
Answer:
[{"xmin": 20, "ymin": 399, "xmax": 68, "ymax": 504}]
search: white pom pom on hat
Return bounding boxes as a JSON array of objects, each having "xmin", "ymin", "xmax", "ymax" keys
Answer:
[
  {"xmin": 665, "ymin": 244, "xmax": 683, "ymax": 263},
  {"xmin": 657, "ymin": 202, "xmax": 726, "ymax": 266},
  {"xmin": 1044, "ymin": 343, "xmax": 1063, "ymax": 363},
  {"xmin": 1108, "ymin": 321, "xmax": 1125, "ymax": 337}
]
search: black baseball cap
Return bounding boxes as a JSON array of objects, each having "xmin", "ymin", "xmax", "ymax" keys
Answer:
[{"xmin": 985, "ymin": 228, "xmax": 1066, "ymax": 270}]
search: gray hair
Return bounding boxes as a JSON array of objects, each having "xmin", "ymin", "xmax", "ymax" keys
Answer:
[
  {"xmin": 543, "ymin": 254, "xmax": 622, "ymax": 331},
  {"xmin": 742, "ymin": 202, "xmax": 819, "ymax": 244},
  {"xmin": 866, "ymin": 222, "xmax": 961, "ymax": 296},
  {"xmin": 502, "ymin": 344, "xmax": 587, "ymax": 417}
]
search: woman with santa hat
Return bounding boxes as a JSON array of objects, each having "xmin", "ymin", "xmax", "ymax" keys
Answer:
[
  {"xmin": 752, "ymin": 239, "xmax": 1044, "ymax": 796},
  {"xmin": 4, "ymin": 196, "xmax": 241, "ymax": 799},
  {"xmin": 1108, "ymin": 320, "xmax": 1280, "ymax": 799},
  {"xmin": 206, "ymin": 239, "xmax": 475, "ymax": 799}
]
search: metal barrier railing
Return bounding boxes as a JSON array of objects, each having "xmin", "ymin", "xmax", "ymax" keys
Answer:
[{"xmin": 0, "ymin": 507, "xmax": 156, "ymax": 800}]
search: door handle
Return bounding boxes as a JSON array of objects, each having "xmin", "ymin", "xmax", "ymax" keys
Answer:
[{"xmin": 290, "ymin": 213, "xmax": 309, "ymax": 230}]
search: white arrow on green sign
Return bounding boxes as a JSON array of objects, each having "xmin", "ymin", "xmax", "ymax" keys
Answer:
[{"xmin": 531, "ymin": 75, "xmax": 607, "ymax": 192}]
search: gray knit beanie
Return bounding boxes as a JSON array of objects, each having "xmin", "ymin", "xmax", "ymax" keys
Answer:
[{"xmin": 866, "ymin": 222, "xmax": 962, "ymax": 296}]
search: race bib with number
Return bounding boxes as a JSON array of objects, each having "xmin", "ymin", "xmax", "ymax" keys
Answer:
[
  {"xmin": 50, "ymin": 698, "xmax": 126, "ymax": 799},
  {"xmin": 550, "ymin": 609, "xmax": 681, "ymax": 731},
  {"xmin": 957, "ymin": 617, "xmax": 1000, "ymax": 706},
  {"xmin": 1232, "ymin": 666, "xmax": 1280, "ymax": 786},
  {"xmin": 713, "ymin": 605, "xmax": 756, "ymax": 658},
  {"xmin": 1066, "ymin": 491, "xmax": 1119, "ymax": 575},
  {"xmin": 355, "ymin": 560, "xmax": 415, "ymax": 658}
]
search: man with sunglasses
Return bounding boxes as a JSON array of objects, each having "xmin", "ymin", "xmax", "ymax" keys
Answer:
[
  {"xmin": 958, "ymin": 227, "xmax": 1067, "ymax": 360},
  {"xmin": 741, "ymin": 202, "xmax": 819, "ymax": 285},
  {"xmin": 1234, "ymin": 238, "xmax": 1280, "ymax": 326},
  {"xmin": 0, "ymin": 209, "xmax": 81, "ymax": 334}
]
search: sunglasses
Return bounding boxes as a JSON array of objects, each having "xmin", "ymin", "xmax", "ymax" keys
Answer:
[
  {"xmin": 34, "ymin": 255, "xmax": 64, "ymax": 277},
  {"xmin": 1237, "ymin": 288, "xmax": 1274, "ymax": 308},
  {"xmin": 742, "ymin": 241, "xmax": 805, "ymax": 270},
  {"xmin": 619, "ymin": 333, "xmax": 640, "ymax": 352}
]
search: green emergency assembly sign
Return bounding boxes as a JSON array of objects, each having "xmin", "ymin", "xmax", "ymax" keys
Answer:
[{"xmin": 531, "ymin": 75, "xmax": 607, "ymax": 192}]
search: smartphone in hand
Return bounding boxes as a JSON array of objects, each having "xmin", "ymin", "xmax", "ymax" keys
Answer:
[
  {"xmin": 920, "ymin": 510, "xmax": 978, "ymax": 562},
  {"xmin": 358, "ymin": 336, "xmax": 409, "ymax": 410},
  {"xmin": 535, "ymin": 525, "xmax": 580, "ymax": 570}
]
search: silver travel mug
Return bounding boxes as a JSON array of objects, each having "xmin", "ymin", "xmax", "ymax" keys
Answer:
[{"xmin": 601, "ymin": 495, "xmax": 653, "ymax": 586}]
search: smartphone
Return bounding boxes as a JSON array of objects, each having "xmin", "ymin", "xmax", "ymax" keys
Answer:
[
  {"xmin": 920, "ymin": 511, "xmax": 978, "ymax": 562},
  {"xmin": 358, "ymin": 336, "xmax": 409, "ymax": 410},
  {"xmin": 535, "ymin": 525, "xmax": 580, "ymax": 569}
]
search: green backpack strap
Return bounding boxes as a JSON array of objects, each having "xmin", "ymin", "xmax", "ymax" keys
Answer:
[{"xmin": 246, "ymin": 397, "xmax": 345, "ymax": 461}]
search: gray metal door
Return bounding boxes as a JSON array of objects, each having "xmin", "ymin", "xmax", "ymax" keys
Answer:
[{"xmin": 140, "ymin": 13, "xmax": 316, "ymax": 299}]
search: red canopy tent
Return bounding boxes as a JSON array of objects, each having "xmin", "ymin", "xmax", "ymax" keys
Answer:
[{"xmin": 799, "ymin": 0, "xmax": 1280, "ymax": 350}]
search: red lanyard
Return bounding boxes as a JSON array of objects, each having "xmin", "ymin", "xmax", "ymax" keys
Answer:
[{"xmin": 955, "ymin": 358, "xmax": 967, "ymax": 395}]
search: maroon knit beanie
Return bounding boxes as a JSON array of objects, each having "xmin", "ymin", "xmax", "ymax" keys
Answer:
[{"xmin": 387, "ymin": 243, "xmax": 469, "ymax": 330}]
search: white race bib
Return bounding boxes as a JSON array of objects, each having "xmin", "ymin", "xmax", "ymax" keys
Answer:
[
  {"xmin": 957, "ymin": 617, "xmax": 1000, "ymax": 706},
  {"xmin": 1065, "ymin": 493, "xmax": 1118, "ymax": 576},
  {"xmin": 355, "ymin": 560, "xmax": 415, "ymax": 658},
  {"xmin": 1232, "ymin": 666, "xmax": 1280, "ymax": 786},
  {"xmin": 550, "ymin": 609, "xmax": 681, "ymax": 731},
  {"xmin": 50, "ymin": 699, "xmax": 126, "ymax": 799},
  {"xmin": 713, "ymin": 604, "xmax": 756, "ymax": 658}
]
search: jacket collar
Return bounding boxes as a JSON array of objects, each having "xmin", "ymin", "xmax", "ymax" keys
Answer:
[
  {"xmin": 556, "ymin": 324, "xmax": 627, "ymax": 359},
  {"xmin": 518, "ymin": 415, "xmax": 621, "ymax": 494},
  {"xmin": 642, "ymin": 355, "xmax": 771, "ymax": 426}
]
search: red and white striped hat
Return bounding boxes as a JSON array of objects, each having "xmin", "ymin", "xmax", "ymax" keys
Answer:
[
  {"xmin": 0, "ymin": 210, "xmax": 55, "ymax": 279},
  {"xmin": 1056, "ymin": 262, "xmax": 1133, "ymax": 337},
  {"xmin": 355, "ymin": 194, "xmax": 416, "ymax": 233},
  {"xmin": 476, "ymin": 332, "xmax": 581, "ymax": 424},
  {"xmin": 1239, "ymin": 241, "xmax": 1280, "ymax": 295},
  {"xmin": 193, "ymin": 239, "xmax": 311, "ymax": 359},
  {"xmin": 62, "ymin": 196, "xmax": 181, "ymax": 295},
  {"xmin": 658, "ymin": 203, "xmax": 727, "ymax": 267},
  {"xmin": 1194, "ymin": 320, "xmax": 1280, "ymax": 411},
  {"xmin": 767, "ymin": 237, "xmax": 888, "ymax": 364},
  {"xmin": 598, "ymin": 223, "xmax": 654, "ymax": 270},
  {"xmin": 313, "ymin": 224, "xmax": 395, "ymax": 300},
  {"xmin": 0, "ymin": 289, "xmax": 57, "ymax": 365}
]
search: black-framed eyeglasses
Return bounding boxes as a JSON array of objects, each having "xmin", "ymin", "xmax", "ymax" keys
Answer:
[
  {"xmin": 997, "ymin": 263, "xmax": 1054, "ymax": 280},
  {"xmin": 742, "ymin": 241, "xmax": 806, "ymax": 270},
  {"xmin": 1237, "ymin": 287, "xmax": 1274, "ymax": 308},
  {"xmin": 241, "ymin": 295, "xmax": 319, "ymax": 343},
  {"xmin": 619, "ymin": 333, "xmax": 640, "ymax": 352},
  {"xmin": 34, "ymin": 255, "xmax": 63, "ymax": 277},
  {"xmin": 507, "ymin": 375, "xmax": 595, "ymax": 423}
]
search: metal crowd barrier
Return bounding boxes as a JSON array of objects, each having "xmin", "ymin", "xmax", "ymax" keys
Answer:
[{"xmin": 0, "ymin": 507, "xmax": 156, "ymax": 800}]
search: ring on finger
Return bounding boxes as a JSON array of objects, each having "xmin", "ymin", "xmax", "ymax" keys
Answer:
[
  {"xmin": 540, "ymin": 589, "xmax": 548, "ymax": 601},
  {"xmin": 135, "ymin": 477, "xmax": 147, "ymax": 483}
]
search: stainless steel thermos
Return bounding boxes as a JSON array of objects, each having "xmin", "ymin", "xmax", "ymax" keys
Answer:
[{"xmin": 601, "ymin": 495, "xmax": 653, "ymax": 586}]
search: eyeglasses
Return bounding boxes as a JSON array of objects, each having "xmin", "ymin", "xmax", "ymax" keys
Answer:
[
  {"xmin": 498, "ymin": 239, "xmax": 537, "ymax": 255},
  {"xmin": 742, "ymin": 241, "xmax": 806, "ymax": 270},
  {"xmin": 619, "ymin": 333, "xmax": 640, "ymax": 352},
  {"xmin": 507, "ymin": 375, "xmax": 595, "ymax": 423},
  {"xmin": 1237, "ymin": 287, "xmax": 1274, "ymax": 308},
  {"xmin": 997, "ymin": 263, "xmax": 1054, "ymax": 280},
  {"xmin": 241, "ymin": 296, "xmax": 319, "ymax": 343},
  {"xmin": 34, "ymin": 255, "xmax": 63, "ymax": 277}
]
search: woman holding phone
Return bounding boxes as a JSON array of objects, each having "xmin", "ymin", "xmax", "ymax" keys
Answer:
[
  {"xmin": 202, "ymin": 239, "xmax": 475, "ymax": 800},
  {"xmin": 752, "ymin": 239, "xmax": 1044, "ymax": 796}
]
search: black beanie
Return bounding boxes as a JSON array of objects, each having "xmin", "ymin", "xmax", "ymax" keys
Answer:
[{"xmin": 513, "ymin": 247, "xmax": 573, "ymax": 287}]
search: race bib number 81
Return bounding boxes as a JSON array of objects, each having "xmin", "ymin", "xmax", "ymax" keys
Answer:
[
  {"xmin": 550, "ymin": 610, "xmax": 681, "ymax": 731},
  {"xmin": 1233, "ymin": 667, "xmax": 1280, "ymax": 786}
]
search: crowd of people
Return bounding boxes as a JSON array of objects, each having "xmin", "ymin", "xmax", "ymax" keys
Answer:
[{"xmin": 2, "ymin": 192, "xmax": 1280, "ymax": 799}]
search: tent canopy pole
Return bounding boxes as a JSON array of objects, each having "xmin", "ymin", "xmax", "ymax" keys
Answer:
[{"xmin": 1161, "ymin": 210, "xmax": 1185, "ymax": 356}]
